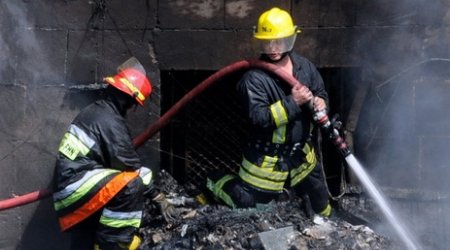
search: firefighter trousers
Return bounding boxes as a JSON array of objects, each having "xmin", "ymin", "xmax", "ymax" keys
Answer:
[
  {"xmin": 56, "ymin": 171, "xmax": 146, "ymax": 249},
  {"xmin": 206, "ymin": 163, "xmax": 329, "ymax": 214}
]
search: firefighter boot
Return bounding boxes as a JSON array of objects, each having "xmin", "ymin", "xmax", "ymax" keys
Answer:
[
  {"xmin": 94, "ymin": 235, "xmax": 142, "ymax": 250},
  {"xmin": 319, "ymin": 203, "xmax": 332, "ymax": 217}
]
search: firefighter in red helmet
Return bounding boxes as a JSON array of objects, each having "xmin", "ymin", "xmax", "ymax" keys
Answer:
[{"xmin": 53, "ymin": 57, "xmax": 177, "ymax": 250}]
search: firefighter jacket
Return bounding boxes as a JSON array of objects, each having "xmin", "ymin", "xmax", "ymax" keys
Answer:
[
  {"xmin": 54, "ymin": 99, "xmax": 142, "ymax": 190},
  {"xmin": 53, "ymin": 98, "xmax": 153, "ymax": 232},
  {"xmin": 236, "ymin": 52, "xmax": 328, "ymax": 193}
]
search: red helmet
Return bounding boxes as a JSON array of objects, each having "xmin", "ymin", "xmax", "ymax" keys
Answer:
[{"xmin": 104, "ymin": 57, "xmax": 152, "ymax": 106}]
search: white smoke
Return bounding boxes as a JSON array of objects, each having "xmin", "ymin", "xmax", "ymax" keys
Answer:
[
  {"xmin": 353, "ymin": 2, "xmax": 450, "ymax": 249},
  {"xmin": 0, "ymin": 1, "xmax": 57, "ymax": 85}
]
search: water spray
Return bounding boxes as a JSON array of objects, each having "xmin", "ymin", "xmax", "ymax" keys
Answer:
[
  {"xmin": 345, "ymin": 155, "xmax": 420, "ymax": 250},
  {"xmin": 310, "ymin": 104, "xmax": 419, "ymax": 249}
]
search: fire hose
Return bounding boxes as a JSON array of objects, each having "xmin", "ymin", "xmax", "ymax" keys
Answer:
[{"xmin": 0, "ymin": 59, "xmax": 350, "ymax": 211}]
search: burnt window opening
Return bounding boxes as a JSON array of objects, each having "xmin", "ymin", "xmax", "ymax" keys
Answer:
[{"xmin": 160, "ymin": 68, "xmax": 361, "ymax": 197}]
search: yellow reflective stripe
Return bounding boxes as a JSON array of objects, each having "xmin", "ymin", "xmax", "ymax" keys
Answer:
[
  {"xmin": 53, "ymin": 169, "xmax": 111, "ymax": 201},
  {"xmin": 239, "ymin": 156, "xmax": 288, "ymax": 191},
  {"xmin": 99, "ymin": 216, "xmax": 141, "ymax": 228},
  {"xmin": 206, "ymin": 175, "xmax": 236, "ymax": 208},
  {"xmin": 104, "ymin": 76, "xmax": 114, "ymax": 83},
  {"xmin": 54, "ymin": 169, "xmax": 119, "ymax": 211},
  {"xmin": 269, "ymin": 101, "xmax": 288, "ymax": 144},
  {"xmin": 99, "ymin": 209, "xmax": 142, "ymax": 228},
  {"xmin": 270, "ymin": 101, "xmax": 288, "ymax": 127},
  {"xmin": 260, "ymin": 155, "xmax": 278, "ymax": 169},
  {"xmin": 319, "ymin": 204, "xmax": 332, "ymax": 217},
  {"xmin": 272, "ymin": 125, "xmax": 286, "ymax": 144},
  {"xmin": 239, "ymin": 168, "xmax": 285, "ymax": 191},
  {"xmin": 304, "ymin": 143, "xmax": 316, "ymax": 163},
  {"xmin": 241, "ymin": 157, "xmax": 288, "ymax": 181},
  {"xmin": 290, "ymin": 144, "xmax": 317, "ymax": 186},
  {"xmin": 290, "ymin": 162, "xmax": 315, "ymax": 186},
  {"xmin": 120, "ymin": 78, "xmax": 145, "ymax": 102},
  {"xmin": 58, "ymin": 133, "xmax": 90, "ymax": 160},
  {"xmin": 58, "ymin": 125, "xmax": 95, "ymax": 160}
]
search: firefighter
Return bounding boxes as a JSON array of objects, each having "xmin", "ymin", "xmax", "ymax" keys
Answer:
[
  {"xmin": 206, "ymin": 7, "xmax": 332, "ymax": 217},
  {"xmin": 53, "ymin": 57, "xmax": 177, "ymax": 250}
]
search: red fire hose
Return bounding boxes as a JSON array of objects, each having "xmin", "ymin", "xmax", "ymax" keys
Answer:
[
  {"xmin": 132, "ymin": 59, "xmax": 300, "ymax": 147},
  {"xmin": 0, "ymin": 59, "xmax": 304, "ymax": 211}
]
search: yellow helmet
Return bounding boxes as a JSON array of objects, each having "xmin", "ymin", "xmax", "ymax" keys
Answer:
[{"xmin": 253, "ymin": 7, "xmax": 300, "ymax": 40}]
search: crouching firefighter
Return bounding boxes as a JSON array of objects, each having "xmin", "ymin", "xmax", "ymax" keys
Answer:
[
  {"xmin": 206, "ymin": 7, "xmax": 332, "ymax": 218},
  {"xmin": 52, "ymin": 57, "xmax": 178, "ymax": 250}
]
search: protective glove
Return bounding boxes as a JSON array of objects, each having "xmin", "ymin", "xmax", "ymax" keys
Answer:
[{"xmin": 152, "ymin": 192, "xmax": 179, "ymax": 224}]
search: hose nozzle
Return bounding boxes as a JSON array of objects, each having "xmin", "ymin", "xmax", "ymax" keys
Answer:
[{"xmin": 313, "ymin": 110, "xmax": 351, "ymax": 157}]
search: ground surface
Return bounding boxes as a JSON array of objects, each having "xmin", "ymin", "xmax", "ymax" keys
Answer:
[{"xmin": 138, "ymin": 171, "xmax": 403, "ymax": 250}]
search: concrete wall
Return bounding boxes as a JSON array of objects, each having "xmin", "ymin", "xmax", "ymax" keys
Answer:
[{"xmin": 0, "ymin": 0, "xmax": 450, "ymax": 249}]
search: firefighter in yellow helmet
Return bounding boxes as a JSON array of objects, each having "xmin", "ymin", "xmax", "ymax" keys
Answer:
[
  {"xmin": 206, "ymin": 7, "xmax": 333, "ymax": 218},
  {"xmin": 53, "ymin": 57, "xmax": 178, "ymax": 250}
]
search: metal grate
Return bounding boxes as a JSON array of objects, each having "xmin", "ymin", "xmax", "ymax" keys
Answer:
[
  {"xmin": 160, "ymin": 68, "xmax": 357, "ymax": 194},
  {"xmin": 160, "ymin": 70, "xmax": 249, "ymax": 191},
  {"xmin": 183, "ymin": 80, "xmax": 250, "ymax": 187}
]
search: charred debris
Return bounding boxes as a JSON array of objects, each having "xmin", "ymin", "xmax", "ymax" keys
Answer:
[{"xmin": 139, "ymin": 170, "xmax": 403, "ymax": 250}]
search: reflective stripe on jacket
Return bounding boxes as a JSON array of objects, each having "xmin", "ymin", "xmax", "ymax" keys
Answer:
[
  {"xmin": 53, "ymin": 99, "xmax": 152, "ymax": 231},
  {"xmin": 270, "ymin": 100, "xmax": 288, "ymax": 143},
  {"xmin": 238, "ymin": 142, "xmax": 316, "ymax": 192},
  {"xmin": 99, "ymin": 208, "xmax": 142, "ymax": 229},
  {"xmin": 236, "ymin": 52, "xmax": 328, "ymax": 146},
  {"xmin": 56, "ymin": 171, "xmax": 139, "ymax": 231},
  {"xmin": 290, "ymin": 142, "xmax": 317, "ymax": 186},
  {"xmin": 53, "ymin": 169, "xmax": 119, "ymax": 211},
  {"xmin": 239, "ymin": 154, "xmax": 289, "ymax": 192}
]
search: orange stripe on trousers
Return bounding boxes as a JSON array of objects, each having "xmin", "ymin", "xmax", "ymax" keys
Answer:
[{"xmin": 59, "ymin": 171, "xmax": 139, "ymax": 231}]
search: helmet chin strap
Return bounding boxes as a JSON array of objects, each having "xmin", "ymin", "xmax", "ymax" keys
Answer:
[
  {"xmin": 106, "ymin": 85, "xmax": 137, "ymax": 117},
  {"xmin": 260, "ymin": 51, "xmax": 291, "ymax": 63}
]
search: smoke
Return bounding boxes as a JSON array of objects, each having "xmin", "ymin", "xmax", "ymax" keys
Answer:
[
  {"xmin": 0, "ymin": 1, "xmax": 57, "ymax": 85},
  {"xmin": 353, "ymin": 1, "xmax": 450, "ymax": 249}
]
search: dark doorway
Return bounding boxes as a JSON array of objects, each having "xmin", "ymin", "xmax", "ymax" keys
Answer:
[
  {"xmin": 160, "ymin": 67, "xmax": 361, "ymax": 196},
  {"xmin": 160, "ymin": 70, "xmax": 248, "ymax": 189}
]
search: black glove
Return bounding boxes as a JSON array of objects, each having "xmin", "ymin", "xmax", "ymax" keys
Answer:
[{"xmin": 152, "ymin": 193, "xmax": 179, "ymax": 224}]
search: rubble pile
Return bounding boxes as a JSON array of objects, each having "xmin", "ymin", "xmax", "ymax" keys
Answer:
[{"xmin": 139, "ymin": 171, "xmax": 403, "ymax": 250}]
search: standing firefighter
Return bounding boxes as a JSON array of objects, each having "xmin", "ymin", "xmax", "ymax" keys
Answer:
[
  {"xmin": 207, "ymin": 7, "xmax": 332, "ymax": 217},
  {"xmin": 53, "ymin": 57, "xmax": 177, "ymax": 250}
]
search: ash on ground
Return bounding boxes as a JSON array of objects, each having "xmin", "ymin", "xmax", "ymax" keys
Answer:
[{"xmin": 139, "ymin": 170, "xmax": 403, "ymax": 250}]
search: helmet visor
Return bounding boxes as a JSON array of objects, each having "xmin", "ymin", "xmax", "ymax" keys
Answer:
[
  {"xmin": 117, "ymin": 57, "xmax": 146, "ymax": 79},
  {"xmin": 255, "ymin": 34, "xmax": 297, "ymax": 55}
]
